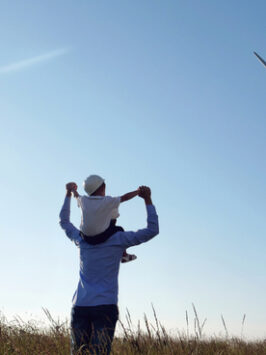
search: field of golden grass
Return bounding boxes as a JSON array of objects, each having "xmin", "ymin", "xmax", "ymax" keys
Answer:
[{"xmin": 1, "ymin": 307, "xmax": 266, "ymax": 354}]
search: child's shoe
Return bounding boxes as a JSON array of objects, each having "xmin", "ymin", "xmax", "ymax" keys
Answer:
[{"xmin": 121, "ymin": 251, "xmax": 137, "ymax": 263}]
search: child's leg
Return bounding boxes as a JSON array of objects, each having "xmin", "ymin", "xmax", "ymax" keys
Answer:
[
  {"xmin": 121, "ymin": 249, "xmax": 137, "ymax": 263},
  {"xmin": 81, "ymin": 220, "xmax": 124, "ymax": 245}
]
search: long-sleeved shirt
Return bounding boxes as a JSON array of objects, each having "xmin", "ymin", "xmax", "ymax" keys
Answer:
[{"xmin": 59, "ymin": 196, "xmax": 159, "ymax": 307}]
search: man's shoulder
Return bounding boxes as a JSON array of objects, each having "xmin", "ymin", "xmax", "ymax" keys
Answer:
[{"xmin": 104, "ymin": 230, "xmax": 126, "ymax": 246}]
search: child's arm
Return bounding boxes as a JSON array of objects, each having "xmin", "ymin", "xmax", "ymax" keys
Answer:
[
  {"xmin": 72, "ymin": 189, "xmax": 80, "ymax": 198},
  {"xmin": 68, "ymin": 182, "xmax": 80, "ymax": 198},
  {"xmin": 120, "ymin": 189, "xmax": 140, "ymax": 203}
]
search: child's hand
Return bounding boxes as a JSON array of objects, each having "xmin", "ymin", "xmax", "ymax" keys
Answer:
[
  {"xmin": 66, "ymin": 182, "xmax": 78, "ymax": 192},
  {"xmin": 138, "ymin": 186, "xmax": 151, "ymax": 199}
]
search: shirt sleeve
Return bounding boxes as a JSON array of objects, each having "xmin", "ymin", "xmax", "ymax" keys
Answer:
[
  {"xmin": 59, "ymin": 196, "xmax": 82, "ymax": 245},
  {"xmin": 112, "ymin": 205, "xmax": 159, "ymax": 248}
]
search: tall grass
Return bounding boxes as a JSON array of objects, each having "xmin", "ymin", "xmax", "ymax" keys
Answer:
[{"xmin": 1, "ymin": 306, "xmax": 266, "ymax": 354}]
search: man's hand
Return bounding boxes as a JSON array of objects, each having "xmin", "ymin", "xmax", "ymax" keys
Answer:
[
  {"xmin": 138, "ymin": 186, "xmax": 152, "ymax": 205},
  {"xmin": 66, "ymin": 182, "xmax": 78, "ymax": 197}
]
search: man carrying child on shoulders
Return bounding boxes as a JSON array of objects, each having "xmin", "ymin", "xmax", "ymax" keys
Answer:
[{"xmin": 59, "ymin": 179, "xmax": 159, "ymax": 355}]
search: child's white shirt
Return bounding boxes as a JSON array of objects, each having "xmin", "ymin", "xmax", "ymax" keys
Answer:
[{"xmin": 77, "ymin": 195, "xmax": 121, "ymax": 236}]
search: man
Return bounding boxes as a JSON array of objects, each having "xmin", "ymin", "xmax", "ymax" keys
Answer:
[{"xmin": 59, "ymin": 183, "xmax": 159, "ymax": 354}]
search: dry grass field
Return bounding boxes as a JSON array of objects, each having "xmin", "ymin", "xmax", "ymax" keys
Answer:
[{"xmin": 1, "ymin": 307, "xmax": 266, "ymax": 354}]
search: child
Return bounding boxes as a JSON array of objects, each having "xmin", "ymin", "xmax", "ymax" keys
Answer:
[{"xmin": 72, "ymin": 175, "xmax": 139, "ymax": 263}]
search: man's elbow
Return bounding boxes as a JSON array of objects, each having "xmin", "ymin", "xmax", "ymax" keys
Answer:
[
  {"xmin": 151, "ymin": 224, "xmax": 159, "ymax": 237},
  {"xmin": 147, "ymin": 223, "xmax": 159, "ymax": 238},
  {"xmin": 147, "ymin": 212, "xmax": 159, "ymax": 237},
  {"xmin": 59, "ymin": 219, "xmax": 67, "ymax": 230},
  {"xmin": 150, "ymin": 217, "xmax": 159, "ymax": 236}
]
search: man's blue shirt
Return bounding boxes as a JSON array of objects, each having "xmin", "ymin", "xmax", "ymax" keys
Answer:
[{"xmin": 59, "ymin": 196, "xmax": 159, "ymax": 307}]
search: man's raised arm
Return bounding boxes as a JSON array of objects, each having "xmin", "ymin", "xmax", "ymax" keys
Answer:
[
  {"xmin": 113, "ymin": 186, "xmax": 159, "ymax": 248},
  {"xmin": 59, "ymin": 182, "xmax": 82, "ymax": 244}
]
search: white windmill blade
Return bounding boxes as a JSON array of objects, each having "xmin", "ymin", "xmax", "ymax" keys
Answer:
[{"xmin": 254, "ymin": 51, "xmax": 266, "ymax": 67}]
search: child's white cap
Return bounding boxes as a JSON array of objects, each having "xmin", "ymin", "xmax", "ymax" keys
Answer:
[{"xmin": 83, "ymin": 175, "xmax": 105, "ymax": 195}]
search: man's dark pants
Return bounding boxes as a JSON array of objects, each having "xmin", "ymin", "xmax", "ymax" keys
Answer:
[{"xmin": 71, "ymin": 304, "xmax": 118, "ymax": 355}]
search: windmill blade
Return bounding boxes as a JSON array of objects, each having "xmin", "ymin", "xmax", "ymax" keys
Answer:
[{"xmin": 254, "ymin": 51, "xmax": 266, "ymax": 67}]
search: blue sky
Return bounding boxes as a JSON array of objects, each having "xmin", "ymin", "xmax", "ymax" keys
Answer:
[{"xmin": 0, "ymin": 0, "xmax": 265, "ymax": 338}]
